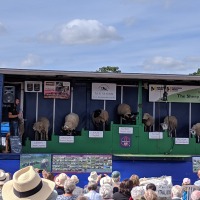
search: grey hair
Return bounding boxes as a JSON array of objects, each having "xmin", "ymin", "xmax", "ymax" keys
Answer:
[
  {"xmin": 64, "ymin": 179, "xmax": 76, "ymax": 193},
  {"xmin": 171, "ymin": 185, "xmax": 182, "ymax": 198},
  {"xmin": 99, "ymin": 184, "xmax": 113, "ymax": 199}
]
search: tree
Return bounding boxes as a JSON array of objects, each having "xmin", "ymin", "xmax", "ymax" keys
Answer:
[
  {"xmin": 96, "ymin": 66, "xmax": 121, "ymax": 73},
  {"xmin": 190, "ymin": 68, "xmax": 200, "ymax": 75}
]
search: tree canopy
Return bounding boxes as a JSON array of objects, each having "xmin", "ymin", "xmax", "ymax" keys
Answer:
[
  {"xmin": 190, "ymin": 68, "xmax": 200, "ymax": 75},
  {"xmin": 96, "ymin": 66, "xmax": 121, "ymax": 73}
]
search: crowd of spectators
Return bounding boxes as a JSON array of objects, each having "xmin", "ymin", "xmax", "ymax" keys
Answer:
[{"xmin": 0, "ymin": 166, "xmax": 200, "ymax": 200}]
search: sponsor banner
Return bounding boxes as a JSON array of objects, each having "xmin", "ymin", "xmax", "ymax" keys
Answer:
[
  {"xmin": 91, "ymin": 83, "xmax": 116, "ymax": 100},
  {"xmin": 120, "ymin": 134, "xmax": 132, "ymax": 148},
  {"xmin": 44, "ymin": 81, "xmax": 70, "ymax": 99},
  {"xmin": 149, "ymin": 84, "xmax": 200, "ymax": 103}
]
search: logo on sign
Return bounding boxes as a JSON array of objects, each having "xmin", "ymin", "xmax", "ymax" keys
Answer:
[{"xmin": 121, "ymin": 136, "xmax": 131, "ymax": 147}]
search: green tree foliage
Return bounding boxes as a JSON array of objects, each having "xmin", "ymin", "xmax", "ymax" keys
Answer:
[
  {"xmin": 190, "ymin": 68, "xmax": 200, "ymax": 75},
  {"xmin": 96, "ymin": 66, "xmax": 121, "ymax": 73}
]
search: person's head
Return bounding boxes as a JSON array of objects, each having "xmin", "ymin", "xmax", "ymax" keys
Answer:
[
  {"xmin": 76, "ymin": 195, "xmax": 89, "ymax": 200},
  {"xmin": 130, "ymin": 174, "xmax": 140, "ymax": 187},
  {"xmin": 99, "ymin": 184, "xmax": 113, "ymax": 199},
  {"xmin": 46, "ymin": 172, "xmax": 55, "ymax": 182},
  {"xmin": 15, "ymin": 98, "xmax": 20, "ymax": 105},
  {"xmin": 191, "ymin": 190, "xmax": 200, "ymax": 200},
  {"xmin": 0, "ymin": 169, "xmax": 11, "ymax": 187},
  {"xmin": 144, "ymin": 189, "xmax": 158, "ymax": 200},
  {"xmin": 131, "ymin": 186, "xmax": 145, "ymax": 200},
  {"xmin": 100, "ymin": 176, "xmax": 112, "ymax": 186},
  {"xmin": 146, "ymin": 183, "xmax": 156, "ymax": 191},
  {"xmin": 2, "ymin": 166, "xmax": 55, "ymax": 200},
  {"xmin": 111, "ymin": 171, "xmax": 121, "ymax": 183},
  {"xmin": 182, "ymin": 178, "xmax": 191, "ymax": 185},
  {"xmin": 70, "ymin": 175, "xmax": 79, "ymax": 184},
  {"xmin": 87, "ymin": 181, "xmax": 98, "ymax": 191},
  {"xmin": 197, "ymin": 170, "xmax": 200, "ymax": 179},
  {"xmin": 171, "ymin": 185, "xmax": 182, "ymax": 198},
  {"xmin": 119, "ymin": 178, "xmax": 134, "ymax": 196},
  {"xmin": 64, "ymin": 179, "xmax": 76, "ymax": 194},
  {"xmin": 54, "ymin": 173, "xmax": 68, "ymax": 187},
  {"xmin": 88, "ymin": 171, "xmax": 98, "ymax": 183}
]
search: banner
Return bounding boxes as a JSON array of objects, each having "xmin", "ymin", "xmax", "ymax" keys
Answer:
[
  {"xmin": 52, "ymin": 154, "xmax": 112, "ymax": 173},
  {"xmin": 149, "ymin": 84, "xmax": 200, "ymax": 103},
  {"xmin": 44, "ymin": 81, "xmax": 70, "ymax": 99}
]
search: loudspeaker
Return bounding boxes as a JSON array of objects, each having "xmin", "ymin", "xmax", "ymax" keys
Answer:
[{"xmin": 3, "ymin": 86, "xmax": 15, "ymax": 103}]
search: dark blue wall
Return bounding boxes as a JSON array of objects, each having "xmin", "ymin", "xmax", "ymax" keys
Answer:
[{"xmin": 0, "ymin": 159, "xmax": 197, "ymax": 188}]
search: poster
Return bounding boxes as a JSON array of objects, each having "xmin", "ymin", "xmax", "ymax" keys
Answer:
[
  {"xmin": 192, "ymin": 157, "xmax": 200, "ymax": 172},
  {"xmin": 52, "ymin": 154, "xmax": 112, "ymax": 173},
  {"xmin": 149, "ymin": 84, "xmax": 200, "ymax": 103},
  {"xmin": 20, "ymin": 154, "xmax": 52, "ymax": 171},
  {"xmin": 91, "ymin": 83, "xmax": 116, "ymax": 100},
  {"xmin": 44, "ymin": 81, "xmax": 70, "ymax": 99}
]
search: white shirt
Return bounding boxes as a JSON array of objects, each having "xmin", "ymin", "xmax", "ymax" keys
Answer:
[{"xmin": 84, "ymin": 190, "xmax": 102, "ymax": 200}]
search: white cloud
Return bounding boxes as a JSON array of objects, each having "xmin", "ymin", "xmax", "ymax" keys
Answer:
[
  {"xmin": 143, "ymin": 56, "xmax": 186, "ymax": 73},
  {"xmin": 0, "ymin": 22, "xmax": 7, "ymax": 34},
  {"xmin": 37, "ymin": 19, "xmax": 121, "ymax": 45},
  {"xmin": 20, "ymin": 54, "xmax": 43, "ymax": 67}
]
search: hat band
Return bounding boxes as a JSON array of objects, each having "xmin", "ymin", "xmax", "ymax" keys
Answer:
[
  {"xmin": 0, "ymin": 177, "xmax": 6, "ymax": 181},
  {"xmin": 13, "ymin": 180, "xmax": 43, "ymax": 198}
]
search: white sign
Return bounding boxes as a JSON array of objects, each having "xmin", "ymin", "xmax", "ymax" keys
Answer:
[
  {"xmin": 89, "ymin": 131, "xmax": 103, "ymax": 138},
  {"xmin": 157, "ymin": 185, "xmax": 172, "ymax": 197},
  {"xmin": 91, "ymin": 83, "xmax": 116, "ymax": 100},
  {"xmin": 119, "ymin": 127, "xmax": 133, "ymax": 134},
  {"xmin": 25, "ymin": 81, "xmax": 42, "ymax": 92},
  {"xmin": 140, "ymin": 176, "xmax": 172, "ymax": 198},
  {"xmin": 175, "ymin": 138, "xmax": 189, "ymax": 144},
  {"xmin": 149, "ymin": 84, "xmax": 200, "ymax": 103},
  {"xmin": 149, "ymin": 132, "xmax": 163, "ymax": 139},
  {"xmin": 59, "ymin": 136, "xmax": 74, "ymax": 143},
  {"xmin": 31, "ymin": 141, "xmax": 47, "ymax": 148}
]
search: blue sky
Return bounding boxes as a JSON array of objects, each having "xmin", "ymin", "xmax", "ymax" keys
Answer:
[{"xmin": 0, "ymin": 0, "xmax": 200, "ymax": 74}]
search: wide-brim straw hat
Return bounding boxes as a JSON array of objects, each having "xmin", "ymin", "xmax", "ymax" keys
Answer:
[
  {"xmin": 88, "ymin": 171, "xmax": 98, "ymax": 182},
  {"xmin": 71, "ymin": 175, "xmax": 79, "ymax": 184},
  {"xmin": 0, "ymin": 169, "xmax": 10, "ymax": 186},
  {"xmin": 54, "ymin": 173, "xmax": 68, "ymax": 187},
  {"xmin": 2, "ymin": 166, "xmax": 55, "ymax": 200}
]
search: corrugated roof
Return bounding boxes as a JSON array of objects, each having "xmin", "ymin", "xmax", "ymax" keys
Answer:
[{"xmin": 0, "ymin": 68, "xmax": 200, "ymax": 81}]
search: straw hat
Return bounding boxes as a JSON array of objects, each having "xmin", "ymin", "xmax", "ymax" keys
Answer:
[
  {"xmin": 54, "ymin": 173, "xmax": 68, "ymax": 187},
  {"xmin": 183, "ymin": 178, "xmax": 191, "ymax": 185},
  {"xmin": 88, "ymin": 171, "xmax": 98, "ymax": 182},
  {"xmin": 100, "ymin": 176, "xmax": 112, "ymax": 186},
  {"xmin": 70, "ymin": 175, "xmax": 79, "ymax": 184},
  {"xmin": 2, "ymin": 166, "xmax": 55, "ymax": 200},
  {"xmin": 0, "ymin": 169, "xmax": 10, "ymax": 185}
]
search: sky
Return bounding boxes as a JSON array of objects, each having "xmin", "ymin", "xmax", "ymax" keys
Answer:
[{"xmin": 0, "ymin": 0, "xmax": 200, "ymax": 74}]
